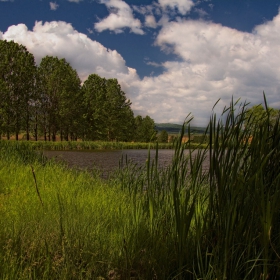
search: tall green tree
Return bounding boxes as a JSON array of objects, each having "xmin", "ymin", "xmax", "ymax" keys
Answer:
[
  {"xmin": 0, "ymin": 40, "xmax": 36, "ymax": 140},
  {"xmin": 82, "ymin": 74, "xmax": 107, "ymax": 140},
  {"xmin": 0, "ymin": 79, "xmax": 9, "ymax": 139},
  {"xmin": 37, "ymin": 56, "xmax": 81, "ymax": 141},
  {"xmin": 245, "ymin": 104, "xmax": 279, "ymax": 131},
  {"xmin": 82, "ymin": 74, "xmax": 134, "ymax": 141},
  {"xmin": 158, "ymin": 130, "xmax": 168, "ymax": 143},
  {"xmin": 134, "ymin": 115, "xmax": 157, "ymax": 142},
  {"xmin": 104, "ymin": 78, "xmax": 134, "ymax": 141}
]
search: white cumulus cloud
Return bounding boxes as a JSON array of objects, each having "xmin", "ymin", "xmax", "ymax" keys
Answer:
[
  {"xmin": 145, "ymin": 15, "xmax": 157, "ymax": 28},
  {"xmin": 132, "ymin": 12, "xmax": 280, "ymax": 124},
  {"xmin": 95, "ymin": 0, "xmax": 144, "ymax": 35},
  {"xmin": 49, "ymin": 2, "xmax": 59, "ymax": 11},
  {"xmin": 158, "ymin": 0, "xmax": 194, "ymax": 15}
]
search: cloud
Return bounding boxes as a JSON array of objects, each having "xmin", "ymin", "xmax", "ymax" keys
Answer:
[
  {"xmin": 68, "ymin": 0, "xmax": 82, "ymax": 2},
  {"xmin": 132, "ymin": 12, "xmax": 280, "ymax": 124},
  {"xmin": 87, "ymin": 28, "xmax": 94, "ymax": 34},
  {"xmin": 95, "ymin": 0, "xmax": 144, "ymax": 35},
  {"xmin": 145, "ymin": 15, "xmax": 157, "ymax": 28},
  {"xmin": 132, "ymin": 4, "xmax": 155, "ymax": 16},
  {"xmin": 145, "ymin": 61, "xmax": 162, "ymax": 67},
  {"xmin": 49, "ymin": 2, "xmax": 59, "ymax": 11},
  {"xmin": 158, "ymin": 0, "xmax": 194, "ymax": 15},
  {"xmin": 132, "ymin": 3, "xmax": 162, "ymax": 28},
  {"xmin": 194, "ymin": 8, "xmax": 208, "ymax": 18},
  {"xmin": 208, "ymin": 3, "xmax": 214, "ymax": 10}
]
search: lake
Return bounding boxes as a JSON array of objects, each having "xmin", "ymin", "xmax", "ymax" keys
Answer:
[{"xmin": 43, "ymin": 149, "xmax": 209, "ymax": 178}]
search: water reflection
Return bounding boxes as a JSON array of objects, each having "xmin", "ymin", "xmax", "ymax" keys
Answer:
[
  {"xmin": 43, "ymin": 149, "xmax": 209, "ymax": 178},
  {"xmin": 44, "ymin": 149, "xmax": 171, "ymax": 174}
]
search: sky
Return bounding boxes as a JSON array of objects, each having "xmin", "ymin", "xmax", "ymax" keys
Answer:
[{"xmin": 0, "ymin": 0, "xmax": 280, "ymax": 126}]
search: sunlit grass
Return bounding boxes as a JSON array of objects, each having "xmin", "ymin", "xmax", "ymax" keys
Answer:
[{"xmin": 0, "ymin": 138, "xmax": 209, "ymax": 151}]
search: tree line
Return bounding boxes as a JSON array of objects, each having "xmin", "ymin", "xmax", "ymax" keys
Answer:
[{"xmin": 0, "ymin": 40, "xmax": 157, "ymax": 142}]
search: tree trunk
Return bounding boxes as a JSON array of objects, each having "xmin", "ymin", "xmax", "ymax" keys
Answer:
[
  {"xmin": 34, "ymin": 113, "xmax": 38, "ymax": 141},
  {"xmin": 26, "ymin": 107, "xmax": 30, "ymax": 141},
  {"xmin": 7, "ymin": 119, "xmax": 10, "ymax": 140},
  {"xmin": 43, "ymin": 115, "xmax": 47, "ymax": 141},
  {"xmin": 48, "ymin": 126, "xmax": 51, "ymax": 141},
  {"xmin": 26, "ymin": 119, "xmax": 30, "ymax": 140},
  {"xmin": 52, "ymin": 130, "xmax": 56, "ymax": 141},
  {"xmin": 65, "ymin": 128, "xmax": 69, "ymax": 141}
]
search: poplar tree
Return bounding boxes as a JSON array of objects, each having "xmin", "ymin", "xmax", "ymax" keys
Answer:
[
  {"xmin": 0, "ymin": 40, "xmax": 36, "ymax": 140},
  {"xmin": 82, "ymin": 74, "xmax": 107, "ymax": 140},
  {"xmin": 0, "ymin": 41, "xmax": 154, "ymax": 142},
  {"xmin": 37, "ymin": 56, "xmax": 81, "ymax": 141},
  {"xmin": 82, "ymin": 74, "xmax": 134, "ymax": 141},
  {"xmin": 134, "ymin": 115, "xmax": 157, "ymax": 142},
  {"xmin": 104, "ymin": 78, "xmax": 134, "ymax": 141}
]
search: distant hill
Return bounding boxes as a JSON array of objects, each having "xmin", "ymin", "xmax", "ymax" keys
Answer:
[{"xmin": 155, "ymin": 123, "xmax": 207, "ymax": 134}]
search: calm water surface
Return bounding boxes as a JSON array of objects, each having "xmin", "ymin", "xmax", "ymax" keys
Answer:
[{"xmin": 43, "ymin": 149, "xmax": 209, "ymax": 177}]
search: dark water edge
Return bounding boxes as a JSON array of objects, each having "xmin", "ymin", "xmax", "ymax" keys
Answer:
[
  {"xmin": 43, "ymin": 149, "xmax": 210, "ymax": 179},
  {"xmin": 43, "ymin": 149, "xmax": 173, "ymax": 177}
]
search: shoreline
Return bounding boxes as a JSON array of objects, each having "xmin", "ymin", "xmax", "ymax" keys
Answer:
[{"xmin": 0, "ymin": 139, "xmax": 208, "ymax": 151}]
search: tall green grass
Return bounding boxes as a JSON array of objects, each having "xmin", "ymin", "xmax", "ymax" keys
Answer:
[
  {"xmin": 0, "ymin": 140, "xmax": 175, "ymax": 151},
  {"xmin": 0, "ymin": 97, "xmax": 279, "ymax": 279},
  {"xmin": 0, "ymin": 139, "xmax": 208, "ymax": 151}
]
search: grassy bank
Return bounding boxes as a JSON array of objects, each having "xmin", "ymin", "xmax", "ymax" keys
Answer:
[
  {"xmin": 0, "ymin": 140, "xmax": 173, "ymax": 151},
  {"xmin": 0, "ymin": 99, "xmax": 280, "ymax": 279},
  {"xmin": 0, "ymin": 139, "xmax": 209, "ymax": 151}
]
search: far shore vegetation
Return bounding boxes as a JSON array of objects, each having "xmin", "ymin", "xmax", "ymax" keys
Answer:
[
  {"xmin": 0, "ymin": 40, "xmax": 160, "ymax": 143},
  {"xmin": 0, "ymin": 132, "xmax": 209, "ymax": 150}
]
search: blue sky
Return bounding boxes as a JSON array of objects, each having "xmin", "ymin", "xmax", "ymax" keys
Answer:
[{"xmin": 1, "ymin": 0, "xmax": 280, "ymax": 125}]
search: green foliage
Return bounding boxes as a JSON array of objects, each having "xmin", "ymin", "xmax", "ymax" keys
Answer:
[
  {"xmin": 0, "ymin": 41, "xmax": 156, "ymax": 143},
  {"xmin": 0, "ymin": 40, "xmax": 37, "ymax": 140},
  {"xmin": 134, "ymin": 115, "xmax": 157, "ymax": 142},
  {"xmin": 37, "ymin": 56, "xmax": 81, "ymax": 141},
  {"xmin": 82, "ymin": 74, "xmax": 134, "ymax": 141},
  {"xmin": 245, "ymin": 102, "xmax": 279, "ymax": 130},
  {"xmin": 157, "ymin": 129, "xmax": 168, "ymax": 143},
  {"xmin": 192, "ymin": 134, "xmax": 209, "ymax": 144}
]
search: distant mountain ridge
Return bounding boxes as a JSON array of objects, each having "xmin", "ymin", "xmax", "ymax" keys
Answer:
[{"xmin": 155, "ymin": 123, "xmax": 207, "ymax": 134}]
